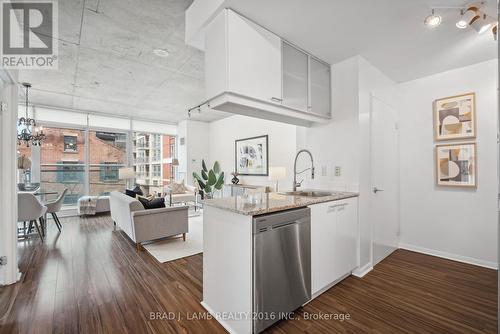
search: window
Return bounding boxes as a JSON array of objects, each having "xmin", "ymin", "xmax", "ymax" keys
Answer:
[
  {"xmin": 16, "ymin": 120, "xmax": 176, "ymax": 209},
  {"xmin": 132, "ymin": 132, "xmax": 175, "ymax": 194},
  {"xmin": 152, "ymin": 164, "xmax": 161, "ymax": 177},
  {"xmin": 64, "ymin": 135, "xmax": 78, "ymax": 152},
  {"xmin": 30, "ymin": 127, "xmax": 86, "ymax": 207},
  {"xmin": 100, "ymin": 162, "xmax": 119, "ymax": 182},
  {"xmin": 89, "ymin": 131, "xmax": 127, "ymax": 196},
  {"xmin": 57, "ymin": 161, "xmax": 85, "ymax": 183}
]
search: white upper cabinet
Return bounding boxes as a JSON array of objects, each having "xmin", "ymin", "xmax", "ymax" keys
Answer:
[
  {"xmin": 227, "ymin": 11, "xmax": 282, "ymax": 103},
  {"xmin": 203, "ymin": 9, "xmax": 331, "ymax": 126},
  {"xmin": 309, "ymin": 57, "xmax": 331, "ymax": 117},
  {"xmin": 282, "ymin": 42, "xmax": 309, "ymax": 111}
]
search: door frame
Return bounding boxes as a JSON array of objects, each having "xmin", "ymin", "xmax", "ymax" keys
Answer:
[
  {"xmin": 369, "ymin": 93, "xmax": 401, "ymax": 267},
  {"xmin": 0, "ymin": 68, "xmax": 20, "ymax": 286}
]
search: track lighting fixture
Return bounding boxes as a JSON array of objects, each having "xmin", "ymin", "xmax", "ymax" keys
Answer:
[
  {"xmin": 470, "ymin": 12, "xmax": 495, "ymax": 34},
  {"xmin": 456, "ymin": 8, "xmax": 478, "ymax": 28},
  {"xmin": 425, "ymin": 2, "xmax": 497, "ymax": 41},
  {"xmin": 424, "ymin": 9, "xmax": 442, "ymax": 27}
]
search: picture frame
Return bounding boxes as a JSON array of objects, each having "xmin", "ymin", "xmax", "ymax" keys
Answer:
[
  {"xmin": 235, "ymin": 135, "xmax": 269, "ymax": 176},
  {"xmin": 434, "ymin": 92, "xmax": 476, "ymax": 141},
  {"xmin": 435, "ymin": 143, "xmax": 476, "ymax": 188}
]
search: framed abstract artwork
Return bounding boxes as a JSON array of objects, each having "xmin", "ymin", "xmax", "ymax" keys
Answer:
[
  {"xmin": 235, "ymin": 135, "xmax": 268, "ymax": 176},
  {"xmin": 434, "ymin": 93, "xmax": 475, "ymax": 141},
  {"xmin": 436, "ymin": 143, "xmax": 476, "ymax": 188}
]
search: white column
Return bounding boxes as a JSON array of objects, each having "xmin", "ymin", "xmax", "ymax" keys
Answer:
[
  {"xmin": 0, "ymin": 69, "xmax": 20, "ymax": 285},
  {"xmin": 30, "ymin": 146, "xmax": 41, "ymax": 183}
]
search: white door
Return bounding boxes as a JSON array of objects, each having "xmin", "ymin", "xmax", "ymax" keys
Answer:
[{"xmin": 370, "ymin": 95, "xmax": 400, "ymax": 266}]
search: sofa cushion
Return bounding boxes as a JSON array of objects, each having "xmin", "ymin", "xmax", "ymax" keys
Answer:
[
  {"xmin": 138, "ymin": 196, "xmax": 165, "ymax": 210},
  {"xmin": 170, "ymin": 181, "xmax": 186, "ymax": 194}
]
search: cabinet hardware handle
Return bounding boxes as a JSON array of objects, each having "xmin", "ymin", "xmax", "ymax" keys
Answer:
[
  {"xmin": 328, "ymin": 203, "xmax": 348, "ymax": 210},
  {"xmin": 270, "ymin": 97, "xmax": 282, "ymax": 102},
  {"xmin": 373, "ymin": 187, "xmax": 384, "ymax": 194}
]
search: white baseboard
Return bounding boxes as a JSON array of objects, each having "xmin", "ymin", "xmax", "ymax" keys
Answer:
[
  {"xmin": 399, "ymin": 243, "xmax": 498, "ymax": 270},
  {"xmin": 200, "ymin": 301, "xmax": 240, "ymax": 334},
  {"xmin": 352, "ymin": 263, "xmax": 373, "ymax": 278}
]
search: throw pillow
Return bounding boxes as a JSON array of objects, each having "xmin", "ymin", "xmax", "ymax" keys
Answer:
[
  {"xmin": 125, "ymin": 189, "xmax": 137, "ymax": 198},
  {"xmin": 132, "ymin": 185, "xmax": 143, "ymax": 196},
  {"xmin": 125, "ymin": 185, "xmax": 144, "ymax": 198},
  {"xmin": 137, "ymin": 196, "xmax": 165, "ymax": 210},
  {"xmin": 170, "ymin": 181, "xmax": 186, "ymax": 194},
  {"xmin": 136, "ymin": 194, "xmax": 154, "ymax": 201}
]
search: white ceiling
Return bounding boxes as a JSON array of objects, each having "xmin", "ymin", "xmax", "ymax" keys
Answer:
[
  {"xmin": 227, "ymin": 0, "xmax": 498, "ymax": 82},
  {"xmin": 19, "ymin": 0, "xmax": 227, "ymax": 123},
  {"xmin": 20, "ymin": 0, "xmax": 497, "ymax": 124}
]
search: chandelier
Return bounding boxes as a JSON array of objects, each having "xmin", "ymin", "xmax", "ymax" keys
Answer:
[{"xmin": 17, "ymin": 83, "xmax": 45, "ymax": 147}]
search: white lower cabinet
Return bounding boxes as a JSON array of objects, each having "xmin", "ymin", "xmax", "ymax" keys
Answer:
[{"xmin": 310, "ymin": 197, "xmax": 358, "ymax": 296}]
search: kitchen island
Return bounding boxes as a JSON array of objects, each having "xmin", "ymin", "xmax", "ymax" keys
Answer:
[{"xmin": 201, "ymin": 191, "xmax": 359, "ymax": 334}]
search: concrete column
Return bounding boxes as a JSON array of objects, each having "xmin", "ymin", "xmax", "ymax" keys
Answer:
[{"xmin": 0, "ymin": 69, "xmax": 20, "ymax": 285}]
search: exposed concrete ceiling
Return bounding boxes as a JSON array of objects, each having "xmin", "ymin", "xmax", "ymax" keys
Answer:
[
  {"xmin": 225, "ymin": 0, "xmax": 498, "ymax": 82},
  {"xmin": 18, "ymin": 0, "xmax": 228, "ymax": 123}
]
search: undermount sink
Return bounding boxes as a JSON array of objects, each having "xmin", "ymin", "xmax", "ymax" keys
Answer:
[{"xmin": 280, "ymin": 190, "xmax": 336, "ymax": 198}]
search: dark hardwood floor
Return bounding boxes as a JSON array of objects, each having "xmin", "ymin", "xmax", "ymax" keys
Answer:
[{"xmin": 0, "ymin": 214, "xmax": 497, "ymax": 334}]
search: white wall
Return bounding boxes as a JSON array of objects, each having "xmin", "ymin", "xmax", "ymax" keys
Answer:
[
  {"xmin": 395, "ymin": 59, "xmax": 498, "ymax": 268},
  {"xmin": 297, "ymin": 56, "xmax": 360, "ymax": 192},
  {"xmin": 177, "ymin": 120, "xmax": 210, "ymax": 186},
  {"xmin": 297, "ymin": 56, "xmax": 395, "ymax": 273},
  {"xmin": 209, "ymin": 115, "xmax": 297, "ymax": 191}
]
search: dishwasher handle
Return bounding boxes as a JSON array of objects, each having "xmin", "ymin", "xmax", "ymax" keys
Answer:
[
  {"xmin": 256, "ymin": 220, "xmax": 303, "ymax": 233},
  {"xmin": 253, "ymin": 207, "xmax": 311, "ymax": 234}
]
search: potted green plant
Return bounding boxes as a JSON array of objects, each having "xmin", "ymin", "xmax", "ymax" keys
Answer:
[{"xmin": 193, "ymin": 160, "xmax": 224, "ymax": 199}]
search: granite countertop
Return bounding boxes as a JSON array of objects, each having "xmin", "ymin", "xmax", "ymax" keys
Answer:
[{"xmin": 202, "ymin": 191, "xmax": 359, "ymax": 216}]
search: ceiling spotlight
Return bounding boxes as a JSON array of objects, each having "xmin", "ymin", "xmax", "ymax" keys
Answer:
[
  {"xmin": 492, "ymin": 24, "xmax": 498, "ymax": 41},
  {"xmin": 456, "ymin": 10, "xmax": 469, "ymax": 29},
  {"xmin": 424, "ymin": 9, "xmax": 442, "ymax": 28},
  {"xmin": 153, "ymin": 48, "xmax": 169, "ymax": 57},
  {"xmin": 470, "ymin": 13, "xmax": 494, "ymax": 34}
]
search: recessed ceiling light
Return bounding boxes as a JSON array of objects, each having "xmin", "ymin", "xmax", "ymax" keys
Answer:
[
  {"xmin": 424, "ymin": 9, "xmax": 442, "ymax": 28},
  {"xmin": 153, "ymin": 49, "xmax": 169, "ymax": 57}
]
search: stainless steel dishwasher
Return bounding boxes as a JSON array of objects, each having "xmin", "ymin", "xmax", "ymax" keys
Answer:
[{"xmin": 253, "ymin": 207, "xmax": 311, "ymax": 333}]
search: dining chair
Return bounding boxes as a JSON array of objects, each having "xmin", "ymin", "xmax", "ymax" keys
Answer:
[
  {"xmin": 45, "ymin": 188, "xmax": 67, "ymax": 232},
  {"xmin": 17, "ymin": 193, "xmax": 47, "ymax": 240}
]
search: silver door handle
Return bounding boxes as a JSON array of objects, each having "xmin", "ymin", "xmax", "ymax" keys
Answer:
[
  {"xmin": 328, "ymin": 203, "xmax": 348, "ymax": 210},
  {"xmin": 270, "ymin": 97, "xmax": 282, "ymax": 102},
  {"xmin": 373, "ymin": 187, "xmax": 384, "ymax": 193}
]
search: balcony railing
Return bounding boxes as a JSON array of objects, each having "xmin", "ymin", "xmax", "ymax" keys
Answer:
[
  {"xmin": 135, "ymin": 142, "xmax": 150, "ymax": 149},
  {"xmin": 37, "ymin": 163, "xmax": 126, "ymax": 207}
]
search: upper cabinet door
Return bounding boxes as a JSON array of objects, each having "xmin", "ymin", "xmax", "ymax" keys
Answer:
[
  {"xmin": 227, "ymin": 11, "xmax": 282, "ymax": 102},
  {"xmin": 282, "ymin": 42, "xmax": 308, "ymax": 111},
  {"xmin": 309, "ymin": 58, "xmax": 331, "ymax": 117}
]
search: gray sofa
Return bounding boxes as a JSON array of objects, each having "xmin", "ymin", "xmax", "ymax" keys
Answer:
[{"xmin": 110, "ymin": 191, "xmax": 188, "ymax": 250}]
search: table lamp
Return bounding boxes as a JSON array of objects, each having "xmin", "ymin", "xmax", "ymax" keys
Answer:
[
  {"xmin": 269, "ymin": 167, "xmax": 286, "ymax": 192},
  {"xmin": 119, "ymin": 167, "xmax": 135, "ymax": 189}
]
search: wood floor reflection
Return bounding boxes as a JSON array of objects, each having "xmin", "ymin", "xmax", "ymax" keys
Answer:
[{"xmin": 0, "ymin": 214, "xmax": 497, "ymax": 333}]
